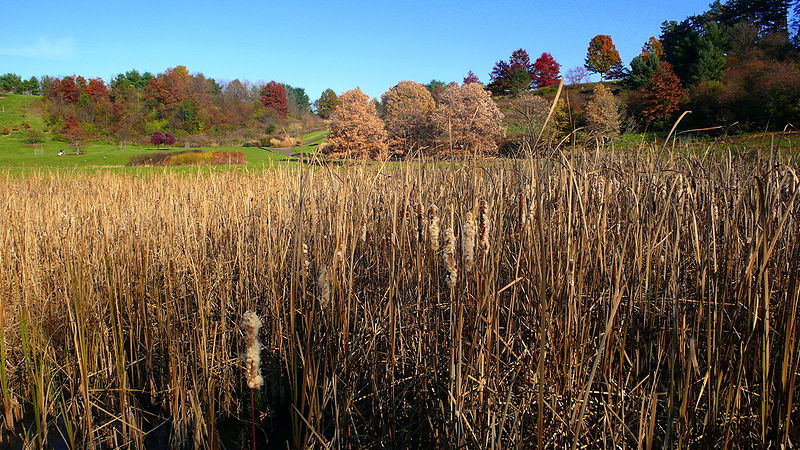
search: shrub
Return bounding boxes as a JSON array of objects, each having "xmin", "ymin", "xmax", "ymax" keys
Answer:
[
  {"xmin": 211, "ymin": 151, "xmax": 246, "ymax": 165},
  {"xmin": 128, "ymin": 151, "xmax": 174, "ymax": 166},
  {"xmin": 165, "ymin": 151, "xmax": 215, "ymax": 166},
  {"xmin": 22, "ymin": 128, "xmax": 45, "ymax": 144},
  {"xmin": 151, "ymin": 131, "xmax": 166, "ymax": 146},
  {"xmin": 1, "ymin": 127, "xmax": 9, "ymax": 135},
  {"xmin": 21, "ymin": 122, "xmax": 31, "ymax": 129},
  {"xmin": 11, "ymin": 125, "xmax": 19, "ymax": 132}
]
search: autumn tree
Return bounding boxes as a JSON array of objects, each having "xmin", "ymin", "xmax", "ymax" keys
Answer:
[
  {"xmin": 146, "ymin": 66, "xmax": 191, "ymax": 110},
  {"xmin": 431, "ymin": 83, "xmax": 504, "ymax": 156},
  {"xmin": 85, "ymin": 78, "xmax": 109, "ymax": 101},
  {"xmin": 585, "ymin": 83, "xmax": 621, "ymax": 144},
  {"xmin": 426, "ymin": 80, "xmax": 448, "ymax": 102},
  {"xmin": 531, "ymin": 52, "xmax": 561, "ymax": 88},
  {"xmin": 585, "ymin": 35, "xmax": 623, "ymax": 81},
  {"xmin": 314, "ymin": 88, "xmax": 339, "ymax": 119},
  {"xmin": 463, "ymin": 71, "xmax": 480, "ymax": 84},
  {"xmin": 640, "ymin": 62, "xmax": 685, "ymax": 126},
  {"xmin": 326, "ymin": 88, "xmax": 388, "ymax": 159},
  {"xmin": 381, "ymin": 81, "xmax": 436, "ymax": 154},
  {"xmin": 489, "ymin": 49, "xmax": 535, "ymax": 94},
  {"xmin": 260, "ymin": 81, "xmax": 289, "ymax": 119},
  {"xmin": 564, "ymin": 66, "xmax": 591, "ymax": 85},
  {"xmin": 48, "ymin": 76, "xmax": 82, "ymax": 103}
]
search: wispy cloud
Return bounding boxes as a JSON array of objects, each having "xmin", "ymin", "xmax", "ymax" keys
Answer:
[{"xmin": 0, "ymin": 37, "xmax": 76, "ymax": 60}]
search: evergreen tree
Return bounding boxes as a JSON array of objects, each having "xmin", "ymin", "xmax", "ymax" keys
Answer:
[{"xmin": 315, "ymin": 88, "xmax": 339, "ymax": 119}]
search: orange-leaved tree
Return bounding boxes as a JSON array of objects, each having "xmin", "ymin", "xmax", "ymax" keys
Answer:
[
  {"xmin": 431, "ymin": 83, "xmax": 504, "ymax": 157},
  {"xmin": 326, "ymin": 88, "xmax": 388, "ymax": 159},
  {"xmin": 585, "ymin": 35, "xmax": 623, "ymax": 81},
  {"xmin": 640, "ymin": 62, "xmax": 685, "ymax": 126},
  {"xmin": 381, "ymin": 81, "xmax": 436, "ymax": 155}
]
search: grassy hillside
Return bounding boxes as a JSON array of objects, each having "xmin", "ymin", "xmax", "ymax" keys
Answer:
[{"xmin": 0, "ymin": 94, "xmax": 326, "ymax": 174}]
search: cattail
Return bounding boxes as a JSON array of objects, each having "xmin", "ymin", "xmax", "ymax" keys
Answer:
[
  {"xmin": 318, "ymin": 265, "xmax": 330, "ymax": 306},
  {"xmin": 416, "ymin": 203, "xmax": 424, "ymax": 243},
  {"xmin": 242, "ymin": 311, "xmax": 263, "ymax": 389},
  {"xmin": 478, "ymin": 199, "xmax": 489, "ymax": 251},
  {"xmin": 443, "ymin": 225, "xmax": 457, "ymax": 288},
  {"xmin": 428, "ymin": 205, "xmax": 440, "ymax": 252},
  {"xmin": 360, "ymin": 223, "xmax": 367, "ymax": 242},
  {"xmin": 462, "ymin": 212, "xmax": 476, "ymax": 272}
]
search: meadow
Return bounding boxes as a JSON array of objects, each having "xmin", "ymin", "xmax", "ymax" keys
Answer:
[
  {"xmin": 0, "ymin": 94, "xmax": 327, "ymax": 176},
  {"xmin": 0, "ymin": 147, "xmax": 798, "ymax": 448}
]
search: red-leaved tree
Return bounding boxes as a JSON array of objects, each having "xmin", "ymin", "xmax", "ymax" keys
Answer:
[
  {"xmin": 532, "ymin": 53, "xmax": 561, "ymax": 88},
  {"xmin": 463, "ymin": 71, "xmax": 480, "ymax": 85},
  {"xmin": 260, "ymin": 81, "xmax": 288, "ymax": 119},
  {"xmin": 85, "ymin": 78, "xmax": 109, "ymax": 101},
  {"xmin": 640, "ymin": 62, "xmax": 685, "ymax": 125}
]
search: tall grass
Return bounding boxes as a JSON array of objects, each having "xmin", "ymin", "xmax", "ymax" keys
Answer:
[{"xmin": 0, "ymin": 149, "xmax": 798, "ymax": 448}]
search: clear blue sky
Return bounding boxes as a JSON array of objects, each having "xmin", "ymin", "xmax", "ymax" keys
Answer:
[{"xmin": 1, "ymin": 0, "xmax": 711, "ymax": 100}]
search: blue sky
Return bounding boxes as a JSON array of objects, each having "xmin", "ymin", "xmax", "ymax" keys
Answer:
[{"xmin": 1, "ymin": 0, "xmax": 711, "ymax": 100}]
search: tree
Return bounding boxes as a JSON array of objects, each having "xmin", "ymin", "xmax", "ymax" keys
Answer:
[
  {"xmin": 85, "ymin": 78, "xmax": 109, "ymax": 101},
  {"xmin": 585, "ymin": 35, "xmax": 623, "ymax": 81},
  {"xmin": 146, "ymin": 66, "xmax": 191, "ymax": 110},
  {"xmin": 640, "ymin": 62, "xmax": 686, "ymax": 126},
  {"xmin": 488, "ymin": 60, "xmax": 512, "ymax": 94},
  {"xmin": 260, "ymin": 81, "xmax": 289, "ymax": 119},
  {"xmin": 564, "ymin": 66, "xmax": 591, "ymax": 85},
  {"xmin": 326, "ymin": 88, "xmax": 388, "ymax": 159},
  {"xmin": 381, "ymin": 81, "xmax": 436, "ymax": 154},
  {"xmin": 49, "ymin": 76, "xmax": 82, "ymax": 103},
  {"xmin": 691, "ymin": 22, "xmax": 727, "ymax": 84},
  {"xmin": 627, "ymin": 54, "xmax": 662, "ymax": 89},
  {"xmin": 431, "ymin": 83, "xmax": 504, "ymax": 156},
  {"xmin": 642, "ymin": 36, "xmax": 665, "ymax": 60},
  {"xmin": 531, "ymin": 52, "xmax": 561, "ymax": 88},
  {"xmin": 489, "ymin": 49, "xmax": 535, "ymax": 94},
  {"xmin": 463, "ymin": 71, "xmax": 480, "ymax": 85},
  {"xmin": 721, "ymin": 0, "xmax": 794, "ymax": 34},
  {"xmin": 426, "ymin": 80, "xmax": 447, "ymax": 101},
  {"xmin": 164, "ymin": 132, "xmax": 177, "ymax": 145},
  {"xmin": 585, "ymin": 83, "xmax": 621, "ymax": 144},
  {"xmin": 314, "ymin": 88, "xmax": 339, "ymax": 119},
  {"xmin": 151, "ymin": 131, "xmax": 166, "ymax": 147},
  {"xmin": 0, "ymin": 73, "xmax": 22, "ymax": 93},
  {"xmin": 509, "ymin": 69, "xmax": 532, "ymax": 96}
]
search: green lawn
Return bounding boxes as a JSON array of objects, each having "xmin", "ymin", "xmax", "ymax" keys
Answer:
[{"xmin": 0, "ymin": 94, "xmax": 327, "ymax": 175}]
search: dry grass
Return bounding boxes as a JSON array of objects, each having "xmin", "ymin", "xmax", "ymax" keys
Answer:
[{"xmin": 0, "ymin": 149, "xmax": 798, "ymax": 448}]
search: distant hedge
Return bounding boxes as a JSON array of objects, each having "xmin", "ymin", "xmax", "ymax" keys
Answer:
[{"xmin": 128, "ymin": 150, "xmax": 246, "ymax": 167}]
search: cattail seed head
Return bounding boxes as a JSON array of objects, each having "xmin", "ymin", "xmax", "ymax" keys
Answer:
[
  {"xmin": 462, "ymin": 212, "xmax": 476, "ymax": 272},
  {"xmin": 242, "ymin": 311, "xmax": 263, "ymax": 389},
  {"xmin": 428, "ymin": 205, "xmax": 440, "ymax": 252},
  {"xmin": 443, "ymin": 225, "xmax": 457, "ymax": 288},
  {"xmin": 478, "ymin": 199, "xmax": 489, "ymax": 251}
]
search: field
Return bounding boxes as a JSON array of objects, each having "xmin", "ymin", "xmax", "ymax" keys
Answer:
[
  {"xmin": 0, "ymin": 94, "xmax": 324, "ymax": 175},
  {"xmin": 0, "ymin": 148, "xmax": 798, "ymax": 448}
]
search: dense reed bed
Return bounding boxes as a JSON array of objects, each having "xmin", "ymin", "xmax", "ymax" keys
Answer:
[{"xmin": 0, "ymin": 150, "xmax": 798, "ymax": 448}]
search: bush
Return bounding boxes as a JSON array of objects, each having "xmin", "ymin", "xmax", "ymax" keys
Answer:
[
  {"xmin": 1, "ymin": 127, "xmax": 9, "ymax": 135},
  {"xmin": 22, "ymin": 128, "xmax": 45, "ymax": 144},
  {"xmin": 21, "ymin": 122, "xmax": 31, "ymax": 129},
  {"xmin": 165, "ymin": 151, "xmax": 215, "ymax": 166},
  {"xmin": 211, "ymin": 151, "xmax": 246, "ymax": 165},
  {"xmin": 128, "ymin": 151, "xmax": 174, "ymax": 166},
  {"xmin": 11, "ymin": 125, "xmax": 19, "ymax": 132}
]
